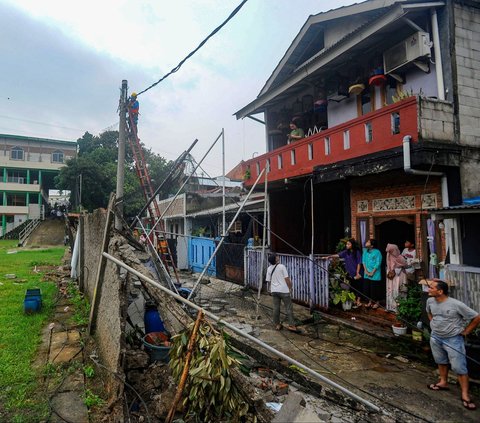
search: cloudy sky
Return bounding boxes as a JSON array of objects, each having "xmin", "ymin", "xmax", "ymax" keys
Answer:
[{"xmin": 1, "ymin": 0, "xmax": 356, "ymax": 176}]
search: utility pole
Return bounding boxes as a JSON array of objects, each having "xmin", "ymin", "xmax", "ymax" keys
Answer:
[{"xmin": 115, "ymin": 80, "xmax": 128, "ymax": 230}]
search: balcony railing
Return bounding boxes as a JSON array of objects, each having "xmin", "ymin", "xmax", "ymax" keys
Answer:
[{"xmin": 243, "ymin": 96, "xmax": 424, "ymax": 186}]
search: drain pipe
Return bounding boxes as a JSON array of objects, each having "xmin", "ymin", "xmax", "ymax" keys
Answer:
[
  {"xmin": 403, "ymin": 136, "xmax": 449, "ymax": 206},
  {"xmin": 431, "ymin": 8, "xmax": 445, "ymax": 101}
]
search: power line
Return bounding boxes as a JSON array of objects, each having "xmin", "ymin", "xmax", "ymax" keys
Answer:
[{"xmin": 136, "ymin": 0, "xmax": 249, "ymax": 97}]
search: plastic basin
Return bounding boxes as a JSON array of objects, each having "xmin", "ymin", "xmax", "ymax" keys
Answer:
[{"xmin": 142, "ymin": 332, "xmax": 172, "ymax": 363}]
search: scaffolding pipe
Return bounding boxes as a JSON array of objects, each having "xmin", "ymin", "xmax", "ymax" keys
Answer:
[
  {"xmin": 130, "ymin": 139, "xmax": 198, "ymax": 229},
  {"xmin": 146, "ymin": 131, "xmax": 223, "ymax": 236},
  {"xmin": 187, "ymin": 169, "xmax": 266, "ymax": 300},
  {"xmin": 102, "ymin": 251, "xmax": 381, "ymax": 413}
]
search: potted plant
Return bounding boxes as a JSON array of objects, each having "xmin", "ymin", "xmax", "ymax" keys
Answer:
[
  {"xmin": 333, "ymin": 289, "xmax": 356, "ymax": 310},
  {"xmin": 394, "ymin": 284, "xmax": 422, "ymax": 338},
  {"xmin": 328, "ymin": 257, "xmax": 354, "ymax": 310}
]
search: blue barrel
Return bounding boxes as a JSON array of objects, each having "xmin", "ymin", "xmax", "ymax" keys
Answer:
[
  {"xmin": 144, "ymin": 302, "xmax": 165, "ymax": 334},
  {"xmin": 24, "ymin": 288, "xmax": 42, "ymax": 313}
]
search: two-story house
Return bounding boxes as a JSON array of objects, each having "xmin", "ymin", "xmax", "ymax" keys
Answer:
[
  {"xmin": 0, "ymin": 133, "xmax": 77, "ymax": 237},
  {"xmin": 235, "ymin": 0, "xmax": 479, "ymax": 276}
]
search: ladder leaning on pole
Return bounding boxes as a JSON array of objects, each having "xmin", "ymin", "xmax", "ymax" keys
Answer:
[{"xmin": 126, "ymin": 109, "xmax": 181, "ymax": 285}]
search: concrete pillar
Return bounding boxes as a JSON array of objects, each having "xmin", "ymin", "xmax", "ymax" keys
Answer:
[
  {"xmin": 26, "ymin": 192, "xmax": 30, "ymax": 206},
  {"xmin": 2, "ymin": 168, "xmax": 6, "ymax": 182},
  {"xmin": 2, "ymin": 214, "xmax": 6, "ymax": 236},
  {"xmin": 27, "ymin": 169, "xmax": 30, "ymax": 184}
]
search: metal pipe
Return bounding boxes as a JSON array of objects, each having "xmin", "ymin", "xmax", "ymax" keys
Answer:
[
  {"xmin": 403, "ymin": 136, "xmax": 449, "ymax": 206},
  {"xmin": 102, "ymin": 251, "xmax": 381, "ymax": 412},
  {"xmin": 131, "ymin": 139, "xmax": 198, "ymax": 229},
  {"xmin": 257, "ymin": 171, "xmax": 268, "ymax": 300},
  {"xmin": 187, "ymin": 169, "xmax": 266, "ymax": 300},
  {"xmin": 431, "ymin": 8, "xmax": 445, "ymax": 100},
  {"xmin": 147, "ymin": 131, "xmax": 223, "ymax": 235}
]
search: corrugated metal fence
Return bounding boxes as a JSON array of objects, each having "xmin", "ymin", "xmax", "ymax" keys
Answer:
[
  {"xmin": 245, "ymin": 249, "xmax": 330, "ymax": 309},
  {"xmin": 446, "ymin": 264, "xmax": 480, "ymax": 311}
]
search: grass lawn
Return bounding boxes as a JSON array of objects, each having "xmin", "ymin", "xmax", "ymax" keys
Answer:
[{"xmin": 0, "ymin": 240, "xmax": 66, "ymax": 423}]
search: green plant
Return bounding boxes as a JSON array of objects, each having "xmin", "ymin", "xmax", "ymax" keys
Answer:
[
  {"xmin": 84, "ymin": 365, "xmax": 95, "ymax": 378},
  {"xmin": 67, "ymin": 281, "xmax": 90, "ymax": 326},
  {"xmin": 396, "ymin": 284, "xmax": 422, "ymax": 326},
  {"xmin": 169, "ymin": 320, "xmax": 249, "ymax": 422},
  {"xmin": 332, "ymin": 289, "xmax": 356, "ymax": 305},
  {"xmin": 243, "ymin": 168, "xmax": 251, "ymax": 180},
  {"xmin": 83, "ymin": 389, "xmax": 105, "ymax": 408}
]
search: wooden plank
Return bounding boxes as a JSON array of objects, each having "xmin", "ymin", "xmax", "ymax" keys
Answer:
[{"xmin": 88, "ymin": 193, "xmax": 115, "ymax": 335}]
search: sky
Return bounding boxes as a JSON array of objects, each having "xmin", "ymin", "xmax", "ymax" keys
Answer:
[{"xmin": 0, "ymin": 0, "xmax": 357, "ymax": 176}]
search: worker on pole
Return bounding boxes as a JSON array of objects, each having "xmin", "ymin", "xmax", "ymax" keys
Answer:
[{"xmin": 128, "ymin": 92, "xmax": 139, "ymax": 129}]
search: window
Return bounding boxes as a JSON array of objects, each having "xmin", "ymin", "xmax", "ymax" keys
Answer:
[
  {"xmin": 278, "ymin": 154, "xmax": 283, "ymax": 169},
  {"xmin": 256, "ymin": 162, "xmax": 260, "ymax": 175},
  {"xmin": 324, "ymin": 137, "xmax": 331, "ymax": 155},
  {"xmin": 391, "ymin": 112, "xmax": 400, "ymax": 134},
  {"xmin": 365, "ymin": 122, "xmax": 373, "ymax": 143},
  {"xmin": 266, "ymin": 158, "xmax": 271, "ymax": 173},
  {"xmin": 308, "ymin": 143, "xmax": 314, "ymax": 160},
  {"xmin": 291, "ymin": 149, "xmax": 296, "ymax": 165},
  {"xmin": 343, "ymin": 130, "xmax": 350, "ymax": 150},
  {"xmin": 361, "ymin": 91, "xmax": 372, "ymax": 115},
  {"xmin": 52, "ymin": 150, "xmax": 64, "ymax": 163},
  {"xmin": 11, "ymin": 146, "xmax": 24, "ymax": 160}
]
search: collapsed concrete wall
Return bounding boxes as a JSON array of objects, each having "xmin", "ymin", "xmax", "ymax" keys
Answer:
[{"xmin": 80, "ymin": 208, "xmax": 125, "ymax": 405}]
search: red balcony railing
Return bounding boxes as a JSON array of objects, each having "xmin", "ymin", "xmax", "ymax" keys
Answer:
[{"xmin": 243, "ymin": 96, "xmax": 419, "ymax": 186}]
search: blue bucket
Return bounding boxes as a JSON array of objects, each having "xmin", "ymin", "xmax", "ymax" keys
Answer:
[{"xmin": 142, "ymin": 332, "xmax": 172, "ymax": 363}]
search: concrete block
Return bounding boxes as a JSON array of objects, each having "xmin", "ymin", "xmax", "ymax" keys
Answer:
[{"xmin": 272, "ymin": 392, "xmax": 307, "ymax": 423}]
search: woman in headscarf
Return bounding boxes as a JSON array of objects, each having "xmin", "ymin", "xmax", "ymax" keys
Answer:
[{"xmin": 386, "ymin": 243, "xmax": 407, "ymax": 312}]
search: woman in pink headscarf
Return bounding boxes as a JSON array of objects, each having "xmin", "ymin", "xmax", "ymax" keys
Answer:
[{"xmin": 386, "ymin": 243, "xmax": 407, "ymax": 312}]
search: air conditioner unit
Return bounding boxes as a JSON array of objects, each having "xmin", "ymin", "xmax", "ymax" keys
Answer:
[{"xmin": 383, "ymin": 31, "xmax": 431, "ymax": 74}]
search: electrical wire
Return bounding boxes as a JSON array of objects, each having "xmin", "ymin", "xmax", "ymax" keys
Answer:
[{"xmin": 136, "ymin": 0, "xmax": 249, "ymax": 97}]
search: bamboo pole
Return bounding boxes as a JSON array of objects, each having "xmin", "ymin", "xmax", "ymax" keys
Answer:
[{"xmin": 165, "ymin": 309, "xmax": 204, "ymax": 423}]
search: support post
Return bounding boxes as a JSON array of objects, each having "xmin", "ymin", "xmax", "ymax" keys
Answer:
[
  {"xmin": 88, "ymin": 193, "xmax": 115, "ymax": 335},
  {"xmin": 222, "ymin": 128, "xmax": 226, "ymax": 236},
  {"xmin": 257, "ymin": 172, "xmax": 268, "ymax": 300},
  {"xmin": 115, "ymin": 80, "xmax": 128, "ymax": 231}
]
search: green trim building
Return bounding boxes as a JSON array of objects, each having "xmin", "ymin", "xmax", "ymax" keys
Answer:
[{"xmin": 0, "ymin": 133, "xmax": 77, "ymax": 236}]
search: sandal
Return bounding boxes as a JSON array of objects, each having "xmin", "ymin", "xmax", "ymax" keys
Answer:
[
  {"xmin": 286, "ymin": 325, "xmax": 301, "ymax": 333},
  {"xmin": 427, "ymin": 383, "xmax": 449, "ymax": 391},
  {"xmin": 275, "ymin": 324, "xmax": 283, "ymax": 331},
  {"xmin": 372, "ymin": 303, "xmax": 379, "ymax": 309},
  {"xmin": 461, "ymin": 398, "xmax": 477, "ymax": 410}
]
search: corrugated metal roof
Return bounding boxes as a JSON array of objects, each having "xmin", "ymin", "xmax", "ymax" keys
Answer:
[{"xmin": 430, "ymin": 204, "xmax": 480, "ymax": 212}]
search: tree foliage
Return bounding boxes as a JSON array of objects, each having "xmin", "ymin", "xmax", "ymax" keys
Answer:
[{"xmin": 55, "ymin": 131, "xmax": 176, "ymax": 216}]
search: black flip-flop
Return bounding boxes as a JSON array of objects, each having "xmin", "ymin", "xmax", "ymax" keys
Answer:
[
  {"xmin": 427, "ymin": 383, "xmax": 449, "ymax": 391},
  {"xmin": 461, "ymin": 398, "xmax": 477, "ymax": 410}
]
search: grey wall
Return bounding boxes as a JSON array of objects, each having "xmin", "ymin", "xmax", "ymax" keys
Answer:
[
  {"xmin": 453, "ymin": 1, "xmax": 480, "ymax": 199},
  {"xmin": 82, "ymin": 209, "xmax": 125, "ymax": 403}
]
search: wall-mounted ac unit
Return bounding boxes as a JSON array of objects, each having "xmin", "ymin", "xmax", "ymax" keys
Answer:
[{"xmin": 383, "ymin": 31, "xmax": 431, "ymax": 74}]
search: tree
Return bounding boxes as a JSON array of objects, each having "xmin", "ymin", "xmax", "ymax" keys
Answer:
[{"xmin": 55, "ymin": 131, "xmax": 174, "ymax": 216}]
